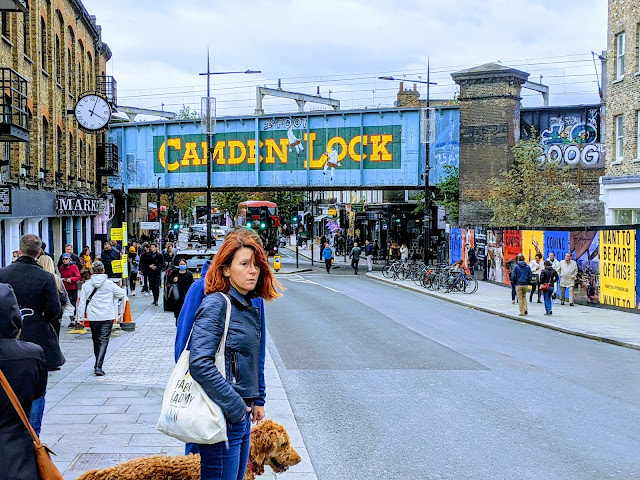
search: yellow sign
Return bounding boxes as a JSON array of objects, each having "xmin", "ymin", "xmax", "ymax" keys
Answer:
[
  {"xmin": 273, "ymin": 255, "xmax": 281, "ymax": 272},
  {"xmin": 111, "ymin": 228, "xmax": 123, "ymax": 241},
  {"xmin": 112, "ymin": 258, "xmax": 123, "ymax": 274},
  {"xmin": 122, "ymin": 223, "xmax": 128, "ymax": 247},
  {"xmin": 600, "ymin": 229, "xmax": 635, "ymax": 308},
  {"xmin": 522, "ymin": 230, "xmax": 544, "ymax": 263},
  {"xmin": 328, "ymin": 208, "xmax": 337, "ymax": 217},
  {"xmin": 122, "ymin": 254, "xmax": 128, "ymax": 279}
]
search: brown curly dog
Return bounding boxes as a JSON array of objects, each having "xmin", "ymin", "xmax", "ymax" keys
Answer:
[{"xmin": 76, "ymin": 419, "xmax": 301, "ymax": 480}]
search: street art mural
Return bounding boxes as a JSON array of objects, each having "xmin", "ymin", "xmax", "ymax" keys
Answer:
[
  {"xmin": 520, "ymin": 105, "xmax": 604, "ymax": 169},
  {"xmin": 476, "ymin": 227, "xmax": 640, "ymax": 311},
  {"xmin": 429, "ymin": 107, "xmax": 460, "ymax": 184}
]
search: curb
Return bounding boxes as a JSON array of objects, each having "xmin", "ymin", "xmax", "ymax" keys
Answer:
[
  {"xmin": 274, "ymin": 268, "xmax": 314, "ymax": 275},
  {"xmin": 366, "ymin": 273, "xmax": 640, "ymax": 352}
]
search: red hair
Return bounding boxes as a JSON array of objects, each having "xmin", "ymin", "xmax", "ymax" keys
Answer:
[{"xmin": 204, "ymin": 229, "xmax": 283, "ymax": 301}]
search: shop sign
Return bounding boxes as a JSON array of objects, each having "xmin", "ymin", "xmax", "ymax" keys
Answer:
[
  {"xmin": 328, "ymin": 207, "xmax": 337, "ymax": 217},
  {"xmin": 351, "ymin": 203, "xmax": 364, "ymax": 212},
  {"xmin": 0, "ymin": 186, "xmax": 11, "ymax": 214},
  {"xmin": 56, "ymin": 196, "xmax": 100, "ymax": 215}
]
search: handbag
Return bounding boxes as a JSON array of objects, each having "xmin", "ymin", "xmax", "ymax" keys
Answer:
[
  {"xmin": 0, "ymin": 368, "xmax": 64, "ymax": 480},
  {"xmin": 540, "ymin": 282, "xmax": 551, "ymax": 292},
  {"xmin": 169, "ymin": 283, "xmax": 180, "ymax": 302},
  {"xmin": 157, "ymin": 292, "xmax": 232, "ymax": 444}
]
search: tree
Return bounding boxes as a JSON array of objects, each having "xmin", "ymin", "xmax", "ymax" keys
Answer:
[
  {"xmin": 484, "ymin": 134, "xmax": 581, "ymax": 227},
  {"xmin": 176, "ymin": 105, "xmax": 200, "ymax": 120},
  {"xmin": 212, "ymin": 191, "xmax": 249, "ymax": 222},
  {"xmin": 174, "ymin": 193, "xmax": 200, "ymax": 221},
  {"xmin": 413, "ymin": 165, "xmax": 460, "ymax": 223}
]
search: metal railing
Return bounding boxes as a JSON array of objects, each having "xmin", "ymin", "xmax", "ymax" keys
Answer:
[
  {"xmin": 0, "ymin": 68, "xmax": 28, "ymax": 142},
  {"xmin": 97, "ymin": 142, "xmax": 119, "ymax": 176},
  {"xmin": 96, "ymin": 75, "xmax": 117, "ymax": 106}
]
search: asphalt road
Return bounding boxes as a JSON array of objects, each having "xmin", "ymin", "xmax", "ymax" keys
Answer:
[{"xmin": 264, "ymin": 270, "xmax": 640, "ymax": 480}]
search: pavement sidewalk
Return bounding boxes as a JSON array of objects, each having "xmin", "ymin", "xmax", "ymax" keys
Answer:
[
  {"xmin": 42, "ymin": 296, "xmax": 317, "ymax": 480},
  {"xmin": 366, "ymin": 272, "xmax": 640, "ymax": 351},
  {"xmin": 283, "ymin": 245, "xmax": 384, "ymax": 271}
]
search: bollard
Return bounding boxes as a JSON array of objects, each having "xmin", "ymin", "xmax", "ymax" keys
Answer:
[{"xmin": 273, "ymin": 255, "xmax": 281, "ymax": 272}]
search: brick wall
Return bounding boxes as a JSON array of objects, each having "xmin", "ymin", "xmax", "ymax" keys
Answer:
[
  {"xmin": 606, "ymin": 0, "xmax": 640, "ymax": 176},
  {"xmin": 0, "ymin": 0, "xmax": 110, "ymax": 194}
]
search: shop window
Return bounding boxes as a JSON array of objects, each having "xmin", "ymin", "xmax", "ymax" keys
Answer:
[
  {"xmin": 615, "ymin": 115, "xmax": 624, "ymax": 162},
  {"xmin": 613, "ymin": 209, "xmax": 633, "ymax": 225},
  {"xmin": 616, "ymin": 32, "xmax": 625, "ymax": 80}
]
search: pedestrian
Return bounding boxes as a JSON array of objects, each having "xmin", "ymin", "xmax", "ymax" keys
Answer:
[
  {"xmin": 80, "ymin": 246, "xmax": 93, "ymax": 280},
  {"xmin": 100, "ymin": 241, "xmax": 121, "ymax": 278},
  {"xmin": 322, "ymin": 242, "xmax": 333, "ymax": 273},
  {"xmin": 365, "ymin": 240, "xmax": 374, "ymax": 272},
  {"xmin": 56, "ymin": 243, "xmax": 81, "ymax": 269},
  {"xmin": 174, "ymin": 227, "xmax": 270, "ymax": 457},
  {"xmin": 37, "ymin": 254, "xmax": 71, "ymax": 333},
  {"xmin": 0, "ymin": 234, "xmax": 63, "ymax": 436},
  {"xmin": 58, "ymin": 253, "xmax": 81, "ymax": 321},
  {"xmin": 167, "ymin": 258, "xmax": 194, "ymax": 323},
  {"xmin": 189, "ymin": 228, "xmax": 282, "ymax": 480},
  {"xmin": 76, "ymin": 261, "xmax": 126, "ymax": 376},
  {"xmin": 400, "ymin": 243, "xmax": 409, "ymax": 262},
  {"xmin": 539, "ymin": 260, "xmax": 559, "ymax": 315},
  {"xmin": 510, "ymin": 254, "xmax": 532, "ymax": 316},
  {"xmin": 145, "ymin": 243, "xmax": 164, "ymax": 306},
  {"xmin": 164, "ymin": 243, "xmax": 176, "ymax": 268},
  {"xmin": 467, "ymin": 246, "xmax": 477, "ymax": 276},
  {"xmin": 11, "ymin": 250, "xmax": 18, "ymax": 262},
  {"xmin": 128, "ymin": 246, "xmax": 139, "ymax": 296},
  {"xmin": 528, "ymin": 253, "xmax": 544, "ymax": 303},
  {"xmin": 506, "ymin": 257, "xmax": 517, "ymax": 304},
  {"xmin": 349, "ymin": 241, "xmax": 361, "ymax": 275},
  {"xmin": 547, "ymin": 252, "xmax": 561, "ymax": 302},
  {"xmin": 0, "ymin": 283, "xmax": 48, "ymax": 480},
  {"xmin": 140, "ymin": 243, "xmax": 150, "ymax": 294},
  {"xmin": 557, "ymin": 253, "xmax": 578, "ymax": 306}
]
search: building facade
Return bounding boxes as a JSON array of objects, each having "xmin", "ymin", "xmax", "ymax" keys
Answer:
[
  {"xmin": 0, "ymin": 0, "xmax": 115, "ymax": 265},
  {"xmin": 600, "ymin": 0, "xmax": 640, "ymax": 225}
]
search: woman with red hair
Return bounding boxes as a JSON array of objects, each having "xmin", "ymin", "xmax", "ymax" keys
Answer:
[{"xmin": 189, "ymin": 229, "xmax": 282, "ymax": 480}]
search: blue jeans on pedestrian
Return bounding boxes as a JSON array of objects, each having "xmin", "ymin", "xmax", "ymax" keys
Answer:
[
  {"xmin": 199, "ymin": 414, "xmax": 251, "ymax": 480},
  {"xmin": 29, "ymin": 390, "xmax": 46, "ymax": 436},
  {"xmin": 543, "ymin": 287, "xmax": 554, "ymax": 314}
]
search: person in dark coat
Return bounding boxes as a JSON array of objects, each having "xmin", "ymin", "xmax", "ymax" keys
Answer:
[
  {"xmin": 0, "ymin": 234, "xmax": 62, "ymax": 436},
  {"xmin": 145, "ymin": 243, "xmax": 164, "ymax": 306},
  {"xmin": 100, "ymin": 241, "xmax": 121, "ymax": 278},
  {"xmin": 166, "ymin": 258, "xmax": 194, "ymax": 323},
  {"xmin": 0, "ymin": 283, "xmax": 48, "ymax": 480},
  {"xmin": 56, "ymin": 243, "xmax": 82, "ymax": 270}
]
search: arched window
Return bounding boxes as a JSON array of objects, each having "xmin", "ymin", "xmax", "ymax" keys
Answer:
[
  {"xmin": 68, "ymin": 132, "xmax": 74, "ymax": 182},
  {"xmin": 56, "ymin": 126, "xmax": 62, "ymax": 174},
  {"xmin": 42, "ymin": 117, "xmax": 48, "ymax": 176},
  {"xmin": 40, "ymin": 18, "xmax": 47, "ymax": 72},
  {"xmin": 55, "ymin": 35, "xmax": 61, "ymax": 83},
  {"xmin": 78, "ymin": 138, "xmax": 83, "ymax": 184}
]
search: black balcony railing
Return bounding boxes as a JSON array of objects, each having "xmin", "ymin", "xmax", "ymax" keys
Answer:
[
  {"xmin": 97, "ymin": 142, "xmax": 119, "ymax": 176},
  {"xmin": 96, "ymin": 75, "xmax": 117, "ymax": 107},
  {"xmin": 0, "ymin": 68, "xmax": 29, "ymax": 142}
]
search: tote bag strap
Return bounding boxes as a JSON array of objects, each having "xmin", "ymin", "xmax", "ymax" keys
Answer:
[
  {"xmin": 183, "ymin": 292, "xmax": 232, "ymax": 355},
  {"xmin": 0, "ymin": 367, "xmax": 41, "ymax": 444}
]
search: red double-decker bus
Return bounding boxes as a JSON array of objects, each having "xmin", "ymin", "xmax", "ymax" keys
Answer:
[{"xmin": 237, "ymin": 200, "xmax": 280, "ymax": 255}]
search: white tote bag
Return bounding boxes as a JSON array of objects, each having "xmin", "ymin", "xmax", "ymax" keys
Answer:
[{"xmin": 157, "ymin": 293, "xmax": 231, "ymax": 444}]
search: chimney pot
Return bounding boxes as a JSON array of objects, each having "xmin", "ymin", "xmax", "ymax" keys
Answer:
[
  {"xmin": 413, "ymin": 83, "xmax": 417, "ymax": 92},
  {"xmin": 399, "ymin": 81, "xmax": 404, "ymax": 93}
]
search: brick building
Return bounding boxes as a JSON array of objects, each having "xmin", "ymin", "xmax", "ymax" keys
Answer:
[
  {"xmin": 599, "ymin": 0, "xmax": 640, "ymax": 225},
  {"xmin": 0, "ymin": 0, "xmax": 116, "ymax": 265}
]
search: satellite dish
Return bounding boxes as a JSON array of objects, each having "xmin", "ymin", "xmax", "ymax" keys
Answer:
[{"xmin": 393, "ymin": 101, "xmax": 400, "ymax": 107}]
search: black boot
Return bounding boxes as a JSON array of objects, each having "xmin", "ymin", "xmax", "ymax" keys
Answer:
[
  {"xmin": 94, "ymin": 321, "xmax": 112, "ymax": 376},
  {"xmin": 94, "ymin": 343, "xmax": 108, "ymax": 376}
]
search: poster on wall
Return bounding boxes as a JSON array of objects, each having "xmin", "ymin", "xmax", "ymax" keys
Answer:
[
  {"xmin": 599, "ymin": 229, "xmax": 634, "ymax": 308},
  {"xmin": 486, "ymin": 230, "xmax": 504, "ymax": 283},
  {"xmin": 522, "ymin": 230, "xmax": 544, "ymax": 263},
  {"xmin": 503, "ymin": 230, "xmax": 523, "ymax": 285},
  {"xmin": 474, "ymin": 229, "xmax": 487, "ymax": 278},
  {"xmin": 570, "ymin": 231, "xmax": 600, "ymax": 304},
  {"xmin": 637, "ymin": 230, "xmax": 640, "ymax": 309},
  {"xmin": 450, "ymin": 228, "xmax": 462, "ymax": 265},
  {"xmin": 544, "ymin": 231, "xmax": 570, "ymax": 262},
  {"xmin": 461, "ymin": 229, "xmax": 475, "ymax": 272}
]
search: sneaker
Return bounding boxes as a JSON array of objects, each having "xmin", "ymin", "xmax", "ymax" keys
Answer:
[
  {"xmin": 131, "ymin": 292, "xmax": 136, "ymax": 296},
  {"xmin": 94, "ymin": 368, "xmax": 105, "ymax": 376},
  {"xmin": 144, "ymin": 292, "xmax": 149, "ymax": 297},
  {"xmin": 544, "ymin": 313, "xmax": 550, "ymax": 316},
  {"xmin": 570, "ymin": 303, "xmax": 574, "ymax": 306}
]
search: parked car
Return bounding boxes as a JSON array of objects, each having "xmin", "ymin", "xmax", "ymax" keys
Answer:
[
  {"xmin": 188, "ymin": 224, "xmax": 207, "ymax": 242},
  {"xmin": 163, "ymin": 249, "xmax": 216, "ymax": 311}
]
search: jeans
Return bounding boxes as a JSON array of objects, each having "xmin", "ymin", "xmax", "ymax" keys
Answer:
[
  {"xmin": 543, "ymin": 287, "xmax": 553, "ymax": 314},
  {"xmin": 511, "ymin": 282, "xmax": 516, "ymax": 301},
  {"xmin": 199, "ymin": 414, "xmax": 251, "ymax": 480},
  {"xmin": 67, "ymin": 289, "xmax": 78, "ymax": 311},
  {"xmin": 29, "ymin": 390, "xmax": 46, "ymax": 436},
  {"xmin": 325, "ymin": 259, "xmax": 332, "ymax": 273},
  {"xmin": 351, "ymin": 259, "xmax": 359, "ymax": 273},
  {"xmin": 142, "ymin": 272, "xmax": 149, "ymax": 292},
  {"xmin": 90, "ymin": 320, "xmax": 113, "ymax": 369}
]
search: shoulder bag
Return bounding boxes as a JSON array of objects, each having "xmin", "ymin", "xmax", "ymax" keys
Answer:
[
  {"xmin": 0, "ymin": 368, "xmax": 64, "ymax": 480},
  {"xmin": 157, "ymin": 292, "xmax": 231, "ymax": 444}
]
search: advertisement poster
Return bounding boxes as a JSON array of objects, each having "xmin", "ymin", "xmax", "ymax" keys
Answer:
[
  {"xmin": 461, "ymin": 228, "xmax": 475, "ymax": 272},
  {"xmin": 450, "ymin": 228, "xmax": 462, "ymax": 265},
  {"xmin": 486, "ymin": 230, "xmax": 504, "ymax": 283},
  {"xmin": 637, "ymin": 230, "xmax": 640, "ymax": 309},
  {"xmin": 599, "ymin": 229, "xmax": 635, "ymax": 308},
  {"xmin": 503, "ymin": 230, "xmax": 523, "ymax": 285},
  {"xmin": 571, "ymin": 231, "xmax": 600, "ymax": 304},
  {"xmin": 474, "ymin": 229, "xmax": 487, "ymax": 279},
  {"xmin": 543, "ymin": 231, "xmax": 570, "ymax": 262},
  {"xmin": 522, "ymin": 230, "xmax": 544, "ymax": 263}
]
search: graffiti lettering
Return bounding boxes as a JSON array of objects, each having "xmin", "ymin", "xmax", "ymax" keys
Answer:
[
  {"xmin": 538, "ymin": 143, "xmax": 605, "ymax": 169},
  {"xmin": 263, "ymin": 117, "xmax": 307, "ymax": 130}
]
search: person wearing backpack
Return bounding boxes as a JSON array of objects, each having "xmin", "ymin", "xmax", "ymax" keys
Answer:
[{"xmin": 76, "ymin": 261, "xmax": 126, "ymax": 376}]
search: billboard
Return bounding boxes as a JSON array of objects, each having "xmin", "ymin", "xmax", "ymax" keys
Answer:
[{"xmin": 109, "ymin": 108, "xmax": 430, "ymax": 190}]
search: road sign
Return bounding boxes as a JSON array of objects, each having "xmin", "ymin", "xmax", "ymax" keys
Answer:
[{"xmin": 140, "ymin": 222, "xmax": 160, "ymax": 230}]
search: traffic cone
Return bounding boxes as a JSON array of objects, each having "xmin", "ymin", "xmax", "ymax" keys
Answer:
[{"xmin": 121, "ymin": 299, "xmax": 136, "ymax": 331}]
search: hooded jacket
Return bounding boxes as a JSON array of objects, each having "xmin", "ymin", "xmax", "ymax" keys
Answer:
[
  {"xmin": 76, "ymin": 274, "xmax": 126, "ymax": 321},
  {"xmin": 174, "ymin": 261, "xmax": 266, "ymax": 408},
  {"xmin": 510, "ymin": 260, "xmax": 532, "ymax": 286},
  {"xmin": 0, "ymin": 283, "xmax": 48, "ymax": 480},
  {"xmin": 0, "ymin": 256, "xmax": 63, "ymax": 370}
]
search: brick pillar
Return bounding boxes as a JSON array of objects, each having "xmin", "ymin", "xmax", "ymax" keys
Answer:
[{"xmin": 451, "ymin": 63, "xmax": 529, "ymax": 225}]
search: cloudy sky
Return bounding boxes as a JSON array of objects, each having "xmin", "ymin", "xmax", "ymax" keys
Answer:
[{"xmin": 82, "ymin": 0, "xmax": 607, "ymax": 118}]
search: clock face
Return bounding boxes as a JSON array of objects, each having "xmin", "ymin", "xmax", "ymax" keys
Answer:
[{"xmin": 75, "ymin": 94, "xmax": 111, "ymax": 132}]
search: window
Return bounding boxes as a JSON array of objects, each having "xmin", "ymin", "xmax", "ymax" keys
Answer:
[
  {"xmin": 616, "ymin": 32, "xmax": 625, "ymax": 79},
  {"xmin": 55, "ymin": 36, "xmax": 61, "ymax": 83},
  {"xmin": 2, "ymin": 12, "xmax": 9, "ymax": 39},
  {"xmin": 42, "ymin": 117, "xmax": 48, "ymax": 176},
  {"xmin": 22, "ymin": 12, "xmax": 28, "ymax": 55},
  {"xmin": 615, "ymin": 115, "xmax": 624, "ymax": 162},
  {"xmin": 68, "ymin": 133, "xmax": 73, "ymax": 180},
  {"xmin": 56, "ymin": 126, "xmax": 62, "ymax": 174},
  {"xmin": 637, "ymin": 110, "xmax": 640, "ymax": 160},
  {"xmin": 67, "ymin": 48, "xmax": 72, "ymax": 91},
  {"xmin": 40, "ymin": 18, "xmax": 46, "ymax": 72},
  {"xmin": 613, "ymin": 209, "xmax": 633, "ymax": 225}
]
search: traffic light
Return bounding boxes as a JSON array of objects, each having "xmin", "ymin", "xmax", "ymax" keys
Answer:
[
  {"xmin": 292, "ymin": 214, "xmax": 299, "ymax": 224},
  {"xmin": 171, "ymin": 223, "xmax": 180, "ymax": 231},
  {"xmin": 246, "ymin": 221, "xmax": 253, "ymax": 229}
]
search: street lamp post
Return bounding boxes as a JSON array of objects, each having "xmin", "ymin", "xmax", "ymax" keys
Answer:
[
  {"xmin": 199, "ymin": 52, "xmax": 260, "ymax": 249},
  {"xmin": 379, "ymin": 62, "xmax": 437, "ymax": 262}
]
